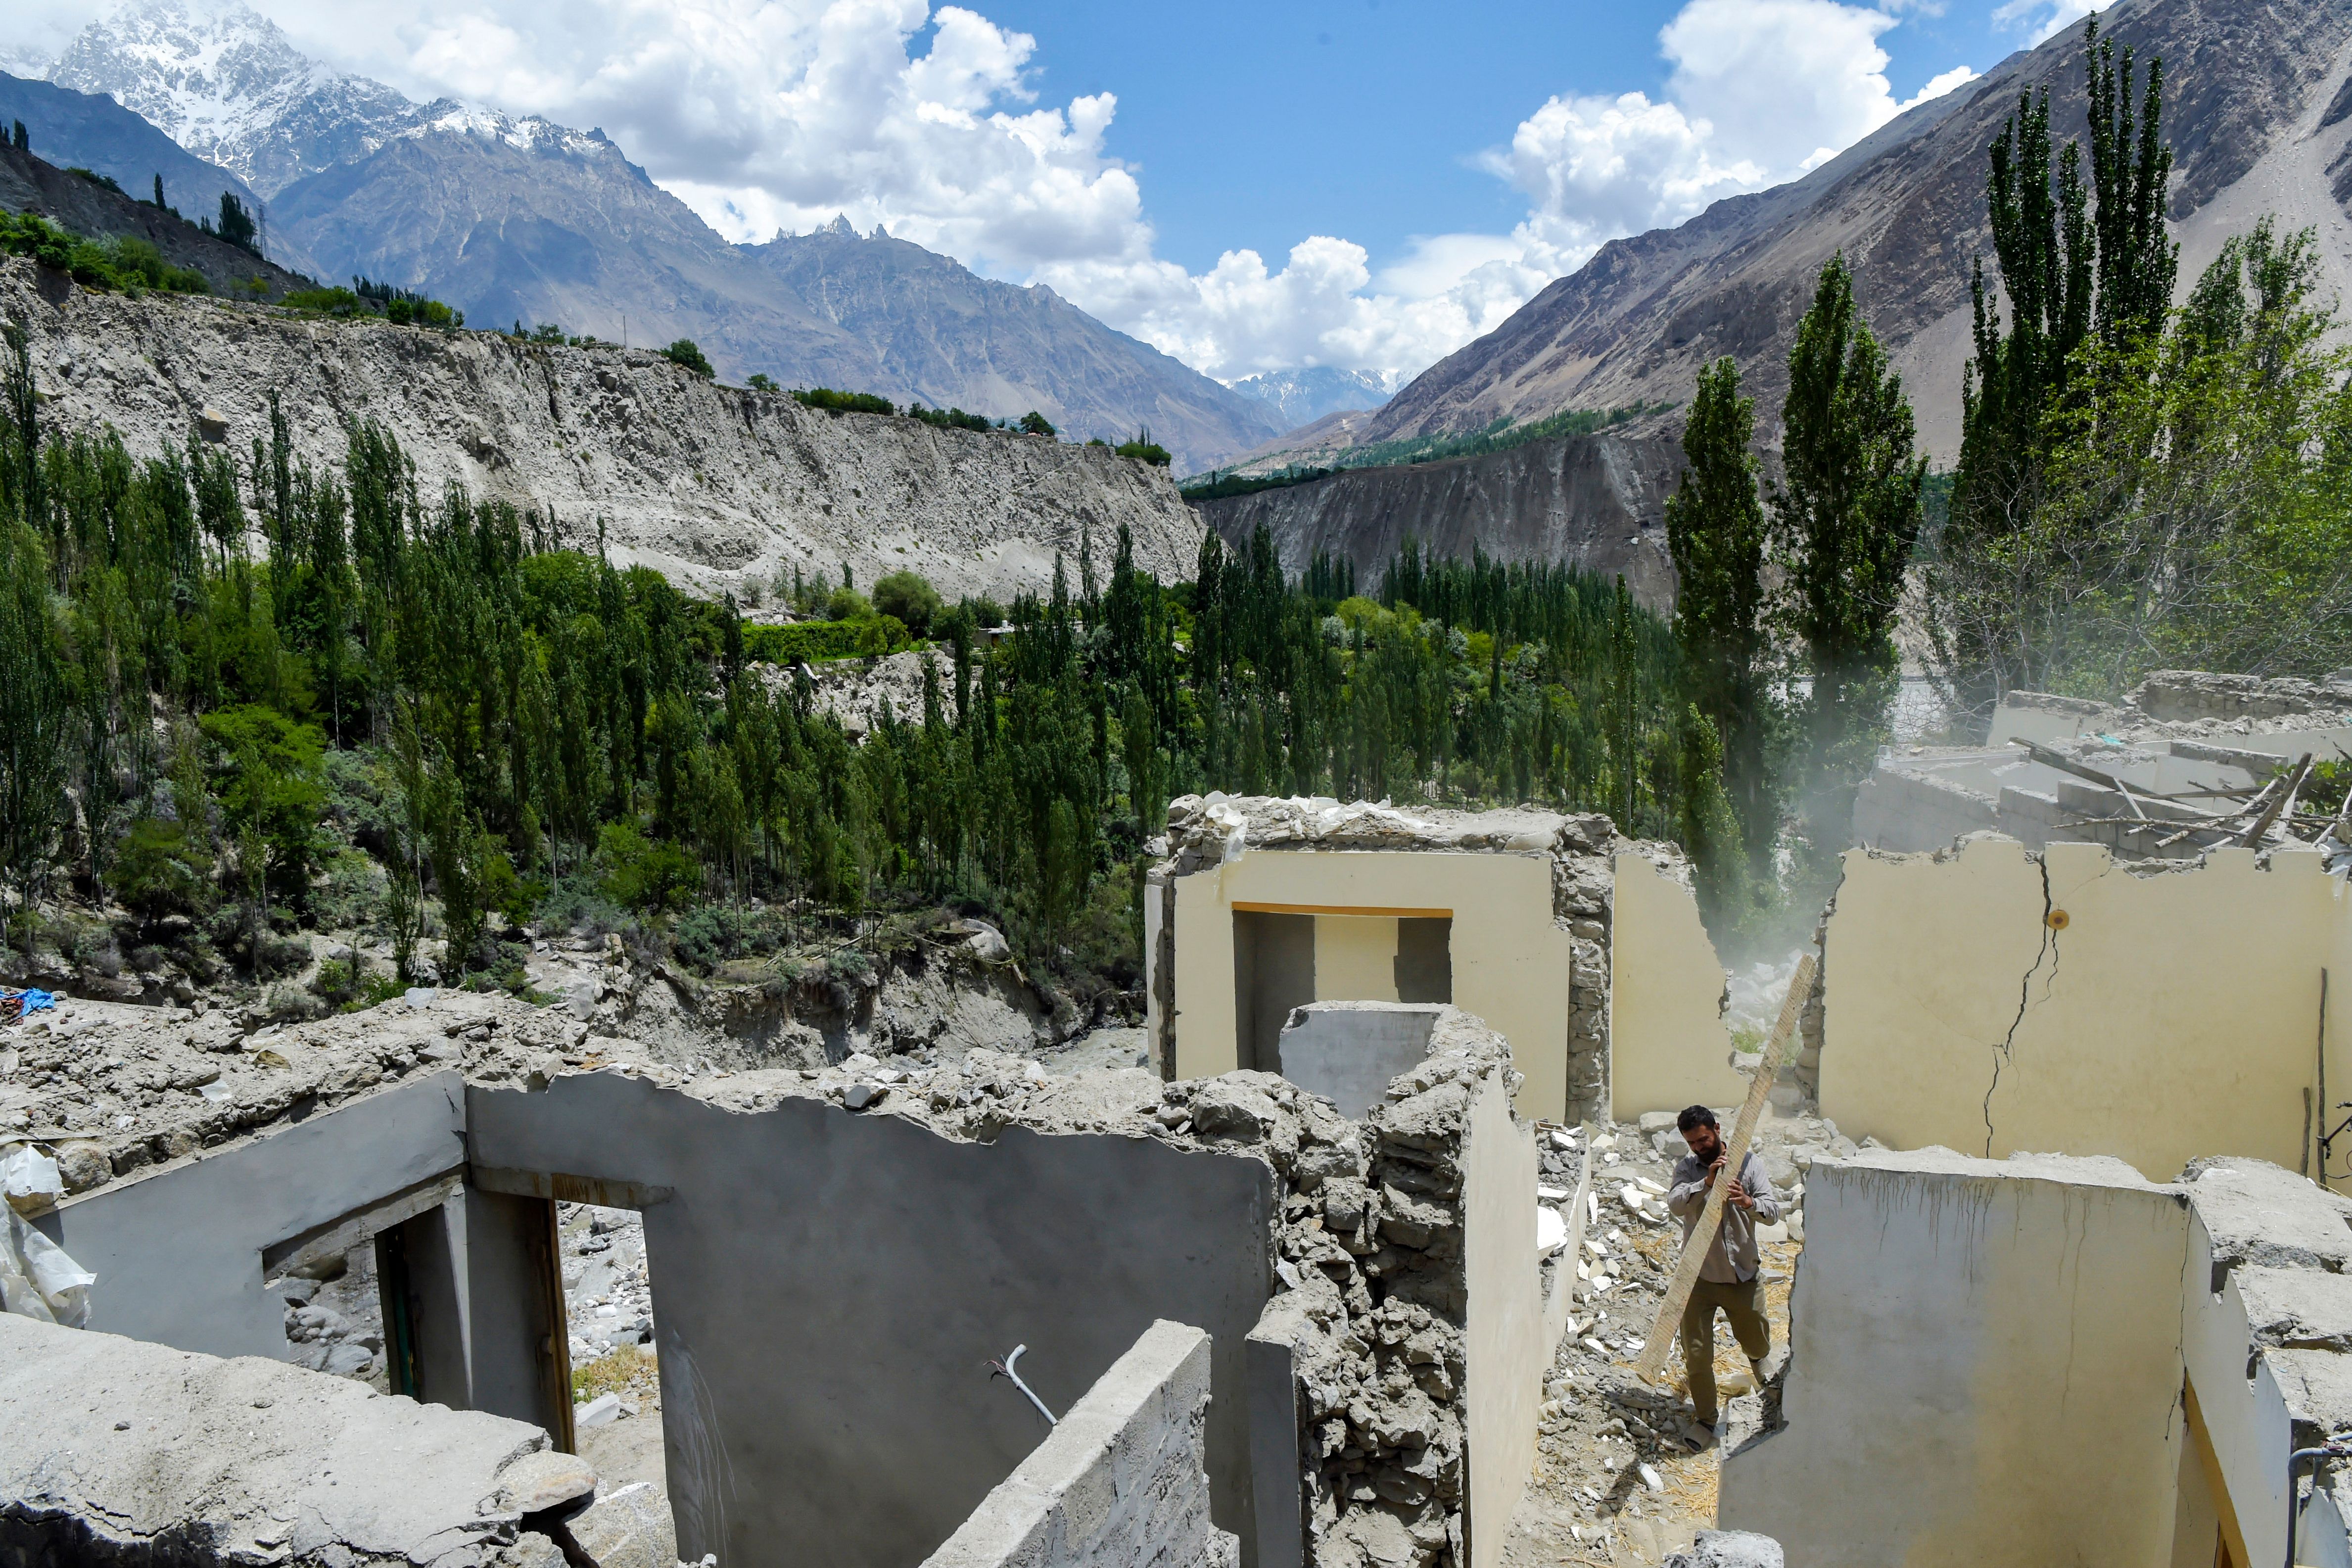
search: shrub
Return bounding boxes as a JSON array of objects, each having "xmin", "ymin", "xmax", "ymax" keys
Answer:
[
  {"xmin": 793, "ymin": 386, "xmax": 894, "ymax": 415},
  {"xmin": 0, "ymin": 213, "xmax": 208, "ymax": 294},
  {"xmin": 907, "ymin": 403, "xmax": 991, "ymax": 433},
  {"xmin": 114, "ymin": 816, "xmax": 214, "ymax": 917},
  {"xmin": 662, "ymin": 338, "xmax": 715, "ymax": 378},
  {"xmin": 595, "ymin": 823, "xmax": 702, "ymax": 914},
  {"xmin": 285, "ymin": 285, "xmax": 365, "ymax": 318},
  {"xmin": 741, "ymin": 618, "xmax": 911, "ymax": 664},
  {"xmin": 1115, "ymin": 435, "xmax": 1172, "ymax": 467},
  {"xmin": 871, "ymin": 570, "xmax": 941, "ymax": 637},
  {"xmin": 826, "ymin": 585, "xmax": 871, "ymax": 622},
  {"xmin": 1018, "ymin": 410, "xmax": 1056, "ymax": 436}
]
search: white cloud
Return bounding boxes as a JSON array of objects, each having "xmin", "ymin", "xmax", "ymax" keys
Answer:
[
  {"xmin": 5, "ymin": 0, "xmax": 1976, "ymax": 386},
  {"xmin": 1992, "ymin": 0, "xmax": 2105, "ymax": 45}
]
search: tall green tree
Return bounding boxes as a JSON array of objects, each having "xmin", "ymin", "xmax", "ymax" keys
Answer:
[
  {"xmin": 1927, "ymin": 15, "xmax": 2175, "ymax": 727},
  {"xmin": 1664, "ymin": 356, "xmax": 1773, "ymax": 873},
  {"xmin": 1774, "ymin": 254, "xmax": 1927, "ymax": 871}
]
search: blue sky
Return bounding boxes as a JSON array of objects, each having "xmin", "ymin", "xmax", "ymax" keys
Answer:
[
  {"xmin": 974, "ymin": 0, "xmax": 2034, "ymax": 278},
  {"xmin": 10, "ymin": 0, "xmax": 2088, "ymax": 381}
]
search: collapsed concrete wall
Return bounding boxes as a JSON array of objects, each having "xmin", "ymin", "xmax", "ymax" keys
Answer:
[
  {"xmin": 1145, "ymin": 797, "xmax": 1627, "ymax": 1122},
  {"xmin": 12, "ymin": 990, "xmax": 1553, "ymax": 1568},
  {"xmin": 1719, "ymin": 1148, "xmax": 2195, "ymax": 1566},
  {"xmin": 0, "ymin": 1311, "xmax": 588, "ymax": 1567},
  {"xmin": 1606, "ymin": 853, "xmax": 1749, "ymax": 1123},
  {"xmin": 1719, "ymin": 1148, "xmax": 2352, "ymax": 1568},
  {"xmin": 1818, "ymin": 836, "xmax": 2347, "ymax": 1179},
  {"xmin": 466, "ymin": 1065, "xmax": 1277, "ymax": 1568},
  {"xmin": 1242, "ymin": 1009, "xmax": 1538, "ymax": 1568},
  {"xmin": 923, "ymin": 1320, "xmax": 1238, "ymax": 1568}
]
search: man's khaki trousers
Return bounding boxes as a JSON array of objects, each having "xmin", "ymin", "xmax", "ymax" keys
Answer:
[{"xmin": 1680, "ymin": 1274, "xmax": 1770, "ymax": 1425}]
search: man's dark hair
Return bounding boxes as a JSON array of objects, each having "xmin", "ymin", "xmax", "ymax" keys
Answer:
[{"xmin": 1677, "ymin": 1104, "xmax": 1719, "ymax": 1134}]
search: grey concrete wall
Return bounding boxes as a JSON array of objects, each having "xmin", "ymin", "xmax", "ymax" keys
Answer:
[
  {"xmin": 1719, "ymin": 1148, "xmax": 2192, "ymax": 1568},
  {"xmin": 465, "ymin": 1073, "xmax": 1276, "ymax": 1568},
  {"xmin": 1275, "ymin": 1003, "xmax": 1440, "ymax": 1121},
  {"xmin": 0, "ymin": 1310, "xmax": 579, "ymax": 1567},
  {"xmin": 922, "ymin": 1319, "xmax": 1237, "ymax": 1568},
  {"xmin": 33, "ymin": 1072, "xmax": 469, "ymax": 1360},
  {"xmin": 1460, "ymin": 1065, "xmax": 1540, "ymax": 1568}
]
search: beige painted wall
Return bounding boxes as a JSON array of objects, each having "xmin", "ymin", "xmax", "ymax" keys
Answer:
[
  {"xmin": 1719, "ymin": 1149, "xmax": 2192, "ymax": 1567},
  {"xmin": 1171, "ymin": 851, "xmax": 1573, "ymax": 1121},
  {"xmin": 1460, "ymin": 1067, "xmax": 1540, "ymax": 1568},
  {"xmin": 1821, "ymin": 837, "xmax": 2350, "ymax": 1180},
  {"xmin": 1316, "ymin": 915, "xmax": 1402, "ymax": 1002},
  {"xmin": 1608, "ymin": 854, "xmax": 1746, "ymax": 1123}
]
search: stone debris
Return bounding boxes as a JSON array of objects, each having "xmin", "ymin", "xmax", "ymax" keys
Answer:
[
  {"xmin": 0, "ymin": 1309, "xmax": 586, "ymax": 1567},
  {"xmin": 1664, "ymin": 1529, "xmax": 1786, "ymax": 1568}
]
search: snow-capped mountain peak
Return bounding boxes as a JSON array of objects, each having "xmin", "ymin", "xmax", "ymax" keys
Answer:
[{"xmin": 46, "ymin": 0, "xmax": 427, "ymax": 196}]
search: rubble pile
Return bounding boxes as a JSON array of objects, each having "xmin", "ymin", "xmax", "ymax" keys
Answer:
[
  {"xmin": 1233, "ymin": 1012, "xmax": 1520, "ymax": 1568},
  {"xmin": 0, "ymin": 989, "xmax": 570, "ymax": 1194},
  {"xmin": 1505, "ymin": 1110, "xmax": 1851, "ymax": 1562}
]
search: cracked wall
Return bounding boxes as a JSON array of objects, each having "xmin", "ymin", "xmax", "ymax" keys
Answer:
[{"xmin": 1817, "ymin": 836, "xmax": 2352, "ymax": 1180}]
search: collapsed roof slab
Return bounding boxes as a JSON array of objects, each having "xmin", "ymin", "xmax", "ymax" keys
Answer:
[{"xmin": 0, "ymin": 1310, "xmax": 587, "ymax": 1567}]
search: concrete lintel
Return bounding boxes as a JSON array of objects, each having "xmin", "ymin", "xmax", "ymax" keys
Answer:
[
  {"xmin": 261, "ymin": 1169, "xmax": 466, "ymax": 1281},
  {"xmin": 469, "ymin": 1163, "xmax": 676, "ymax": 1209}
]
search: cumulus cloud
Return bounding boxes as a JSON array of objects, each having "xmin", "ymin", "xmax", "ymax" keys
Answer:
[{"xmin": 5, "ymin": 0, "xmax": 1976, "ymax": 384}]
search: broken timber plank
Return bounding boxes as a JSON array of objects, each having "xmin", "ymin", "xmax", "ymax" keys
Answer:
[
  {"xmin": 1631, "ymin": 952, "xmax": 1817, "ymax": 1387},
  {"xmin": 2237, "ymin": 753, "xmax": 2313, "ymax": 848}
]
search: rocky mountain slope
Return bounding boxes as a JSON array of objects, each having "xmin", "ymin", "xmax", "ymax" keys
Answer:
[
  {"xmin": 0, "ymin": 69, "xmax": 263, "ymax": 239},
  {"xmin": 3, "ymin": 255, "xmax": 1205, "ymax": 600},
  {"xmin": 0, "ymin": 140, "xmax": 309, "ymax": 297},
  {"xmin": 26, "ymin": 0, "xmax": 1285, "ymax": 471},
  {"xmin": 1195, "ymin": 429, "xmax": 1684, "ymax": 609},
  {"xmin": 1361, "ymin": 0, "xmax": 2352, "ymax": 461}
]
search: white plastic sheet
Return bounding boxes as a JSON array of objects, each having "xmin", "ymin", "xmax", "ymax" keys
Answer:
[
  {"xmin": 2, "ymin": 1210, "xmax": 93, "ymax": 1327},
  {"xmin": 1, "ymin": 1144, "xmax": 63, "ymax": 1211}
]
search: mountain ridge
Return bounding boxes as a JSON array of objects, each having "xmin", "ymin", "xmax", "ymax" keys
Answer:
[
  {"xmin": 24, "ymin": 0, "xmax": 1288, "ymax": 471},
  {"xmin": 1359, "ymin": 0, "xmax": 2352, "ymax": 461}
]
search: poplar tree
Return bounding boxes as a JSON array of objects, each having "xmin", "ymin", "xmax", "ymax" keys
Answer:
[
  {"xmin": 1927, "ymin": 15, "xmax": 2175, "ymax": 728},
  {"xmin": 1774, "ymin": 255, "xmax": 1926, "ymax": 871},
  {"xmin": 1664, "ymin": 357, "xmax": 1772, "ymax": 871}
]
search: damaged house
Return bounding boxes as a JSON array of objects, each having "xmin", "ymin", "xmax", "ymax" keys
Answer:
[{"xmin": 14, "ymin": 777, "xmax": 2352, "ymax": 1568}]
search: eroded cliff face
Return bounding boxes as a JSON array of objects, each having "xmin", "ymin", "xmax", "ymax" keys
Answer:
[
  {"xmin": 0, "ymin": 257, "xmax": 1206, "ymax": 598},
  {"xmin": 1194, "ymin": 430, "xmax": 1682, "ymax": 610}
]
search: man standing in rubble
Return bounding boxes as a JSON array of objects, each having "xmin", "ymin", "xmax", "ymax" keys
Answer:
[{"xmin": 1666, "ymin": 1104, "xmax": 1781, "ymax": 1433}]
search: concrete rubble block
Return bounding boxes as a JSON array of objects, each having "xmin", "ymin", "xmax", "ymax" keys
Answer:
[
  {"xmin": 1664, "ymin": 1529, "xmax": 1786, "ymax": 1568},
  {"xmin": 566, "ymin": 1481, "xmax": 677, "ymax": 1568},
  {"xmin": 921, "ymin": 1319, "xmax": 1232, "ymax": 1568},
  {"xmin": 2183, "ymin": 1159, "xmax": 2352, "ymax": 1276},
  {"xmin": 0, "ymin": 1312, "xmax": 583, "ymax": 1567}
]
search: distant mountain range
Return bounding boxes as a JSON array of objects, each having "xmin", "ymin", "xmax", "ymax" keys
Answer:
[
  {"xmin": 1224, "ymin": 366, "xmax": 1391, "ymax": 430},
  {"xmin": 9, "ymin": 0, "xmax": 1292, "ymax": 471}
]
